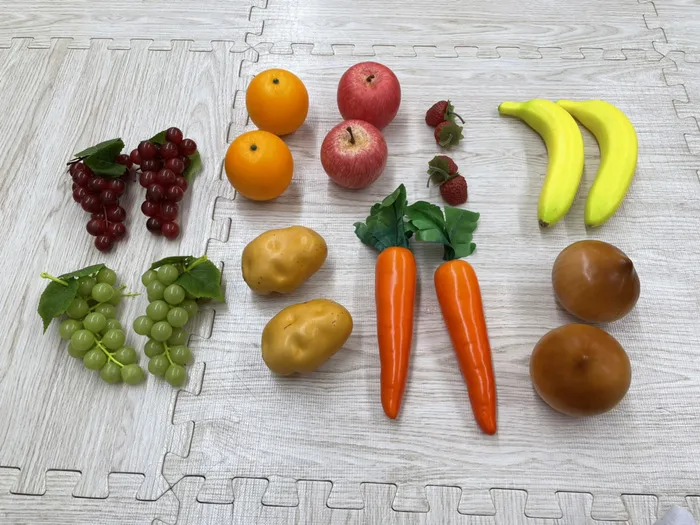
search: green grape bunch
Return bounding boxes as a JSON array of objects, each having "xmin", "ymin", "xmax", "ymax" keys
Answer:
[
  {"xmin": 39, "ymin": 264, "xmax": 145, "ymax": 385},
  {"xmin": 134, "ymin": 255, "xmax": 225, "ymax": 388}
]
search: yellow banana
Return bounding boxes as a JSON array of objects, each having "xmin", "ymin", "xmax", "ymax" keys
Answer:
[
  {"xmin": 556, "ymin": 100, "xmax": 638, "ymax": 228},
  {"xmin": 498, "ymin": 99, "xmax": 585, "ymax": 227}
]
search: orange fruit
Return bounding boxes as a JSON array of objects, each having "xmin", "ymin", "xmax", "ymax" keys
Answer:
[
  {"xmin": 224, "ymin": 130, "xmax": 294, "ymax": 201},
  {"xmin": 246, "ymin": 68, "xmax": 309, "ymax": 136}
]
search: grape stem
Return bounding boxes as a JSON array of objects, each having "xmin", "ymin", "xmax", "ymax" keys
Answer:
[
  {"xmin": 66, "ymin": 156, "xmax": 87, "ymax": 167},
  {"xmin": 40, "ymin": 272, "xmax": 69, "ymax": 286},
  {"xmin": 185, "ymin": 255, "xmax": 208, "ymax": 272},
  {"xmin": 102, "ymin": 205, "xmax": 114, "ymax": 233},
  {"xmin": 117, "ymin": 284, "xmax": 140, "ymax": 298},
  {"xmin": 87, "ymin": 300, "xmax": 108, "ymax": 313},
  {"xmin": 95, "ymin": 339, "xmax": 124, "ymax": 368},
  {"xmin": 162, "ymin": 341, "xmax": 175, "ymax": 366}
]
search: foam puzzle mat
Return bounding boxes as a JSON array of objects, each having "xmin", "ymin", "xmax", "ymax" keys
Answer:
[{"xmin": 0, "ymin": 1, "xmax": 699, "ymax": 524}]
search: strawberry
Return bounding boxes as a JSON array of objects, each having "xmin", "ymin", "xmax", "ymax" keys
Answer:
[
  {"xmin": 425, "ymin": 100, "xmax": 465, "ymax": 127},
  {"xmin": 434, "ymin": 121, "xmax": 464, "ymax": 148},
  {"xmin": 426, "ymin": 155, "xmax": 468, "ymax": 205},
  {"xmin": 439, "ymin": 175, "xmax": 468, "ymax": 206}
]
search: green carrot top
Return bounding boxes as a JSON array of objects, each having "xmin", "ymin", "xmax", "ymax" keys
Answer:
[
  {"xmin": 354, "ymin": 184, "xmax": 412, "ymax": 252},
  {"xmin": 406, "ymin": 201, "xmax": 480, "ymax": 261}
]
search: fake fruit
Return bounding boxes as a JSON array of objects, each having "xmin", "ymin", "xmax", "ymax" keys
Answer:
[
  {"xmin": 136, "ymin": 256, "xmax": 225, "ymax": 388},
  {"xmin": 321, "ymin": 119, "xmax": 388, "ymax": 189},
  {"xmin": 530, "ymin": 324, "xmax": 631, "ymax": 417},
  {"xmin": 261, "ymin": 299, "xmax": 353, "ymax": 375},
  {"xmin": 425, "ymin": 100, "xmax": 465, "ymax": 128},
  {"xmin": 557, "ymin": 100, "xmax": 638, "ymax": 227},
  {"xmin": 406, "ymin": 201, "xmax": 496, "ymax": 435},
  {"xmin": 552, "ymin": 240, "xmax": 640, "ymax": 323},
  {"xmin": 132, "ymin": 127, "xmax": 202, "ymax": 240},
  {"xmin": 354, "ymin": 185, "xmax": 416, "ymax": 419},
  {"xmin": 225, "ymin": 130, "xmax": 294, "ymax": 201},
  {"xmin": 439, "ymin": 176, "xmax": 468, "ymax": 206},
  {"xmin": 337, "ymin": 62, "xmax": 401, "ymax": 130},
  {"xmin": 498, "ymin": 99, "xmax": 584, "ymax": 228},
  {"xmin": 67, "ymin": 139, "xmax": 131, "ymax": 253},
  {"xmin": 427, "ymin": 155, "xmax": 459, "ymax": 181},
  {"xmin": 434, "ymin": 120, "xmax": 464, "ymax": 148},
  {"xmin": 426, "ymin": 155, "xmax": 467, "ymax": 206},
  {"xmin": 38, "ymin": 263, "xmax": 145, "ymax": 385},
  {"xmin": 241, "ymin": 226, "xmax": 328, "ymax": 295},
  {"xmin": 246, "ymin": 68, "xmax": 309, "ymax": 136}
]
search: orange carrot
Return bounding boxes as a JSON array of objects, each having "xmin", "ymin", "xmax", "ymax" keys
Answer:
[
  {"xmin": 434, "ymin": 259, "xmax": 497, "ymax": 434},
  {"xmin": 375, "ymin": 246, "xmax": 416, "ymax": 418},
  {"xmin": 406, "ymin": 201, "xmax": 497, "ymax": 434},
  {"xmin": 355, "ymin": 184, "xmax": 416, "ymax": 419}
]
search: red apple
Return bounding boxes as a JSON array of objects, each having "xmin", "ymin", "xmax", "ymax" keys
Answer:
[
  {"xmin": 320, "ymin": 119, "xmax": 388, "ymax": 190},
  {"xmin": 337, "ymin": 62, "xmax": 401, "ymax": 130}
]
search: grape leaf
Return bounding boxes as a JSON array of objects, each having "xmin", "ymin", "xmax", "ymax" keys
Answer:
[
  {"xmin": 149, "ymin": 256, "xmax": 195, "ymax": 271},
  {"xmin": 72, "ymin": 138, "xmax": 127, "ymax": 178},
  {"xmin": 83, "ymin": 157, "xmax": 127, "ymax": 178},
  {"xmin": 39, "ymin": 264, "xmax": 106, "ymax": 331},
  {"xmin": 183, "ymin": 151, "xmax": 202, "ymax": 183},
  {"xmin": 149, "ymin": 131, "xmax": 168, "ymax": 145},
  {"xmin": 354, "ymin": 184, "xmax": 412, "ymax": 253},
  {"xmin": 175, "ymin": 260, "xmax": 224, "ymax": 302},
  {"xmin": 38, "ymin": 279, "xmax": 80, "ymax": 332},
  {"xmin": 406, "ymin": 201, "xmax": 480, "ymax": 261},
  {"xmin": 73, "ymin": 138, "xmax": 124, "ymax": 160},
  {"xmin": 58, "ymin": 263, "xmax": 105, "ymax": 281}
]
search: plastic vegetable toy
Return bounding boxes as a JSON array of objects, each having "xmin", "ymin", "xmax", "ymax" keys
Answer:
[
  {"xmin": 261, "ymin": 299, "xmax": 353, "ymax": 375},
  {"xmin": 354, "ymin": 184, "xmax": 416, "ymax": 420},
  {"xmin": 241, "ymin": 226, "xmax": 327, "ymax": 295},
  {"xmin": 406, "ymin": 201, "xmax": 498, "ymax": 435}
]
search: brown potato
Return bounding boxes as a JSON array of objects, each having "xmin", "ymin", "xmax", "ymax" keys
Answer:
[
  {"xmin": 261, "ymin": 299, "xmax": 353, "ymax": 376},
  {"xmin": 530, "ymin": 324, "xmax": 631, "ymax": 417},
  {"xmin": 552, "ymin": 240, "xmax": 640, "ymax": 323},
  {"xmin": 241, "ymin": 226, "xmax": 327, "ymax": 295}
]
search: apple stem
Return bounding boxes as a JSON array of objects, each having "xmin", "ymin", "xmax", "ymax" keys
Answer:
[
  {"xmin": 346, "ymin": 127, "xmax": 355, "ymax": 145},
  {"xmin": 366, "ymin": 75, "xmax": 375, "ymax": 83}
]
